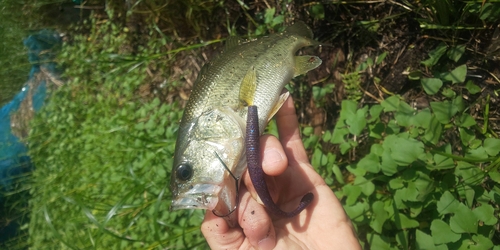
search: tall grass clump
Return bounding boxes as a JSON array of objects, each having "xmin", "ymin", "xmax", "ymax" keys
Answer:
[{"xmin": 27, "ymin": 18, "xmax": 206, "ymax": 249}]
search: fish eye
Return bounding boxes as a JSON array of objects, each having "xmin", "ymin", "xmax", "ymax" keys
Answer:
[{"xmin": 176, "ymin": 163, "xmax": 193, "ymax": 181}]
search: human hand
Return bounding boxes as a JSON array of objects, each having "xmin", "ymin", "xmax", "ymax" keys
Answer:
[{"xmin": 201, "ymin": 96, "xmax": 361, "ymax": 250}]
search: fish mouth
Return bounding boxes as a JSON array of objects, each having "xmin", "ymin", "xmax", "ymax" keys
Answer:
[{"xmin": 170, "ymin": 183, "xmax": 221, "ymax": 210}]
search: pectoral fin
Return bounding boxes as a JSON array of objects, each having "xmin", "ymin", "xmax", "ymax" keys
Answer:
[
  {"xmin": 239, "ymin": 67, "xmax": 257, "ymax": 107},
  {"xmin": 266, "ymin": 91, "xmax": 290, "ymax": 123},
  {"xmin": 294, "ymin": 56, "xmax": 322, "ymax": 77}
]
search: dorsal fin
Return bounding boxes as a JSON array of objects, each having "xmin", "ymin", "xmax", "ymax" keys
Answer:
[
  {"xmin": 225, "ymin": 36, "xmax": 241, "ymax": 50},
  {"xmin": 284, "ymin": 21, "xmax": 314, "ymax": 39}
]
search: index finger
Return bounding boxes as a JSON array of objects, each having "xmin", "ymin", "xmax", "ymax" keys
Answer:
[{"xmin": 275, "ymin": 95, "xmax": 310, "ymax": 166}]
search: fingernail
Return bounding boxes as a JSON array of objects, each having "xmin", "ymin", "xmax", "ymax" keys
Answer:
[
  {"xmin": 262, "ymin": 148, "xmax": 283, "ymax": 166},
  {"xmin": 258, "ymin": 236, "xmax": 274, "ymax": 250}
]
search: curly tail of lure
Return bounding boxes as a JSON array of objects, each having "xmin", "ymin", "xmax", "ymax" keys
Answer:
[{"xmin": 246, "ymin": 105, "xmax": 314, "ymax": 217}]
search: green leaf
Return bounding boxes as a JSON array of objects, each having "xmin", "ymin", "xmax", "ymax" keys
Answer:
[
  {"xmin": 332, "ymin": 164, "xmax": 345, "ymax": 185},
  {"xmin": 424, "ymin": 114, "xmax": 442, "ymax": 145},
  {"xmin": 431, "ymin": 219, "xmax": 461, "ymax": 244},
  {"xmin": 489, "ymin": 171, "xmax": 500, "ymax": 184},
  {"xmin": 368, "ymin": 105, "xmax": 384, "ymax": 122},
  {"xmin": 473, "ymin": 204, "xmax": 498, "ymax": 226},
  {"xmin": 264, "ymin": 8, "xmax": 276, "ymax": 24},
  {"xmin": 346, "ymin": 106, "xmax": 368, "ymax": 136},
  {"xmin": 465, "ymin": 146, "xmax": 489, "ymax": 161},
  {"xmin": 421, "ymin": 78, "xmax": 443, "ymax": 95},
  {"xmin": 380, "ymin": 95, "xmax": 402, "ymax": 112},
  {"xmin": 449, "ymin": 203, "xmax": 478, "ymax": 233},
  {"xmin": 392, "ymin": 212, "xmax": 419, "ymax": 229},
  {"xmin": 465, "ymin": 80, "xmax": 481, "ymax": 94},
  {"xmin": 483, "ymin": 138, "xmax": 500, "ymax": 156},
  {"xmin": 375, "ymin": 51, "xmax": 388, "ymax": 65},
  {"xmin": 440, "ymin": 64, "xmax": 467, "ymax": 84},
  {"xmin": 385, "ymin": 135, "xmax": 424, "ymax": 166},
  {"xmin": 421, "ymin": 43, "xmax": 447, "ymax": 67},
  {"xmin": 416, "ymin": 229, "xmax": 447, "ymax": 250},
  {"xmin": 433, "ymin": 153, "xmax": 454, "ymax": 170},
  {"xmin": 457, "ymin": 113, "xmax": 476, "ymax": 127},
  {"xmin": 344, "ymin": 202, "xmax": 369, "ymax": 223},
  {"xmin": 367, "ymin": 233, "xmax": 391, "ymax": 249},
  {"xmin": 437, "ymin": 191, "xmax": 460, "ymax": 215},
  {"xmin": 355, "ymin": 176, "xmax": 375, "ymax": 196},
  {"xmin": 310, "ymin": 3, "xmax": 325, "ymax": 20},
  {"xmin": 380, "ymin": 148, "xmax": 399, "ymax": 176},
  {"xmin": 343, "ymin": 184, "xmax": 362, "ymax": 205},
  {"xmin": 389, "ymin": 177, "xmax": 404, "ymax": 190},
  {"xmin": 446, "ymin": 44, "xmax": 466, "ymax": 62},
  {"xmin": 370, "ymin": 201, "xmax": 388, "ymax": 233},
  {"xmin": 431, "ymin": 101, "xmax": 458, "ymax": 124},
  {"xmin": 455, "ymin": 161, "xmax": 485, "ymax": 185},
  {"xmin": 357, "ymin": 152, "xmax": 381, "ymax": 173}
]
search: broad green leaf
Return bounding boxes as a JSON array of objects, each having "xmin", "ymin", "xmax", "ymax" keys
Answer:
[
  {"xmin": 346, "ymin": 107, "xmax": 367, "ymax": 136},
  {"xmin": 368, "ymin": 105, "xmax": 384, "ymax": 122},
  {"xmin": 489, "ymin": 171, "xmax": 500, "ymax": 184},
  {"xmin": 457, "ymin": 184, "xmax": 475, "ymax": 208},
  {"xmin": 465, "ymin": 80, "xmax": 481, "ymax": 94},
  {"xmin": 357, "ymin": 152, "xmax": 381, "ymax": 173},
  {"xmin": 385, "ymin": 135, "xmax": 424, "ymax": 166},
  {"xmin": 367, "ymin": 233, "xmax": 391, "ymax": 249},
  {"xmin": 393, "ymin": 212, "xmax": 419, "ymax": 229},
  {"xmin": 433, "ymin": 153, "xmax": 454, "ymax": 170},
  {"xmin": 416, "ymin": 229, "xmax": 448, "ymax": 250},
  {"xmin": 431, "ymin": 101, "xmax": 458, "ymax": 124},
  {"xmin": 459, "ymin": 127, "xmax": 476, "ymax": 146},
  {"xmin": 370, "ymin": 201, "xmax": 388, "ymax": 233},
  {"xmin": 449, "ymin": 203, "xmax": 478, "ymax": 234},
  {"xmin": 380, "ymin": 95, "xmax": 402, "ymax": 112},
  {"xmin": 473, "ymin": 204, "xmax": 498, "ymax": 226},
  {"xmin": 413, "ymin": 108, "xmax": 432, "ymax": 128},
  {"xmin": 424, "ymin": 114, "xmax": 442, "ymax": 145},
  {"xmin": 389, "ymin": 178, "xmax": 404, "ymax": 190},
  {"xmin": 344, "ymin": 202, "xmax": 369, "ymax": 223},
  {"xmin": 457, "ymin": 113, "xmax": 476, "ymax": 127},
  {"xmin": 455, "ymin": 161, "xmax": 485, "ymax": 185},
  {"xmin": 343, "ymin": 184, "xmax": 362, "ymax": 206},
  {"xmin": 453, "ymin": 234, "xmax": 494, "ymax": 250},
  {"xmin": 380, "ymin": 147, "xmax": 399, "ymax": 176},
  {"xmin": 431, "ymin": 219, "xmax": 461, "ymax": 244},
  {"xmin": 421, "ymin": 78, "xmax": 443, "ymax": 95},
  {"xmin": 483, "ymin": 138, "xmax": 500, "ymax": 156},
  {"xmin": 331, "ymin": 127, "xmax": 348, "ymax": 144},
  {"xmin": 354, "ymin": 176, "xmax": 375, "ymax": 196},
  {"xmin": 437, "ymin": 191, "xmax": 460, "ymax": 215},
  {"xmin": 421, "ymin": 43, "xmax": 447, "ymax": 67},
  {"xmin": 465, "ymin": 147, "xmax": 489, "ymax": 161},
  {"xmin": 447, "ymin": 44, "xmax": 466, "ymax": 62},
  {"xmin": 440, "ymin": 64, "xmax": 467, "ymax": 84}
]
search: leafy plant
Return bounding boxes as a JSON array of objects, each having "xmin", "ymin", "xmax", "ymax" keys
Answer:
[{"xmin": 27, "ymin": 19, "xmax": 206, "ymax": 249}]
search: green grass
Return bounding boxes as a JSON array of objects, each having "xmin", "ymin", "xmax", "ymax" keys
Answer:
[{"xmin": 1, "ymin": 0, "xmax": 499, "ymax": 249}]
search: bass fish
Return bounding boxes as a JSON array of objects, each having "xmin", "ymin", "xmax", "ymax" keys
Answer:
[{"xmin": 170, "ymin": 21, "xmax": 322, "ymax": 226}]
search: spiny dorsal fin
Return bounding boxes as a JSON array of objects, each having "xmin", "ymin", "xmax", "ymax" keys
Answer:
[{"xmin": 284, "ymin": 21, "xmax": 314, "ymax": 39}]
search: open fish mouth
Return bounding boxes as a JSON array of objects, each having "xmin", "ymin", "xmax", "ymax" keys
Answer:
[{"xmin": 170, "ymin": 183, "xmax": 221, "ymax": 210}]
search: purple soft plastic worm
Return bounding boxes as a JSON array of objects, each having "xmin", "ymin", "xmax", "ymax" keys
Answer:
[{"xmin": 246, "ymin": 105, "xmax": 313, "ymax": 217}]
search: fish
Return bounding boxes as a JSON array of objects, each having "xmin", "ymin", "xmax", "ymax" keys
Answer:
[{"xmin": 170, "ymin": 21, "xmax": 322, "ymax": 226}]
